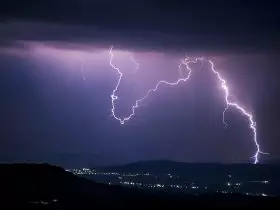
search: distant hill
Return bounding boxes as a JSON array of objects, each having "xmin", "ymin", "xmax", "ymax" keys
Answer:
[
  {"xmin": 0, "ymin": 163, "xmax": 148, "ymax": 208},
  {"xmin": 0, "ymin": 163, "xmax": 280, "ymax": 209}
]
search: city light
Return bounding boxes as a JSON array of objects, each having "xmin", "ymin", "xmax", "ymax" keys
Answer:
[{"xmin": 66, "ymin": 168, "xmax": 272, "ymax": 197}]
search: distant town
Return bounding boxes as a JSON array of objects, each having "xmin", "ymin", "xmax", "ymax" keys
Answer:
[{"xmin": 66, "ymin": 166, "xmax": 273, "ymax": 197}]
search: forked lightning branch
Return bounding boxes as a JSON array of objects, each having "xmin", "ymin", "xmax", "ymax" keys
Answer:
[{"xmin": 109, "ymin": 46, "xmax": 267, "ymax": 164}]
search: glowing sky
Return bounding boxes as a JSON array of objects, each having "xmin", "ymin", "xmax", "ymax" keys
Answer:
[
  {"xmin": 0, "ymin": 0, "xmax": 280, "ymax": 166},
  {"xmin": 1, "ymin": 39, "xmax": 278, "ymax": 167}
]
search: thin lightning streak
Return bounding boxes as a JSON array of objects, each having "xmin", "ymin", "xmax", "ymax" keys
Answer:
[
  {"xmin": 110, "ymin": 46, "xmax": 195, "ymax": 124},
  {"xmin": 130, "ymin": 54, "xmax": 140, "ymax": 71},
  {"xmin": 80, "ymin": 61, "xmax": 86, "ymax": 81},
  {"xmin": 120, "ymin": 60, "xmax": 194, "ymax": 124},
  {"xmin": 207, "ymin": 59, "xmax": 267, "ymax": 164},
  {"xmin": 109, "ymin": 46, "xmax": 124, "ymax": 123},
  {"xmin": 222, "ymin": 105, "xmax": 229, "ymax": 127},
  {"xmin": 109, "ymin": 46, "xmax": 267, "ymax": 164}
]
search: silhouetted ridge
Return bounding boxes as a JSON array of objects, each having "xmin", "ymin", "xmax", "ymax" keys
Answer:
[{"xmin": 0, "ymin": 163, "xmax": 279, "ymax": 209}]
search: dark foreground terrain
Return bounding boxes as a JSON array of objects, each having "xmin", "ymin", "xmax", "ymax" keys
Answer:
[{"xmin": 0, "ymin": 164, "xmax": 280, "ymax": 209}]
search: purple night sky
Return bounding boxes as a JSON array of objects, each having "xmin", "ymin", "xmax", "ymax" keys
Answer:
[{"xmin": 0, "ymin": 3, "xmax": 279, "ymax": 167}]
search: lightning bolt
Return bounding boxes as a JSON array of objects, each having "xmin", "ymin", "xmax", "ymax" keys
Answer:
[
  {"xmin": 207, "ymin": 59, "xmax": 268, "ymax": 164},
  {"xmin": 109, "ymin": 46, "xmax": 267, "ymax": 164},
  {"xmin": 110, "ymin": 46, "xmax": 194, "ymax": 125},
  {"xmin": 109, "ymin": 46, "xmax": 123, "ymax": 123}
]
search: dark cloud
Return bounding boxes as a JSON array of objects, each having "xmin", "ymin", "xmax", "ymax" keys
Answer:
[{"xmin": 0, "ymin": 0, "xmax": 279, "ymax": 53}]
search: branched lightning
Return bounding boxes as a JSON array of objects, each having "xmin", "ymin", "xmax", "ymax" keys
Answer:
[
  {"xmin": 207, "ymin": 59, "xmax": 268, "ymax": 164},
  {"xmin": 110, "ymin": 46, "xmax": 195, "ymax": 125},
  {"xmin": 109, "ymin": 46, "xmax": 267, "ymax": 164}
]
